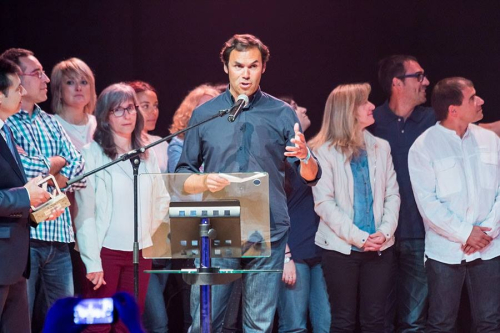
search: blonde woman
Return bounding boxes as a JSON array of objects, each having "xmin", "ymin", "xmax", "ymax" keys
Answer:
[
  {"xmin": 51, "ymin": 58, "xmax": 97, "ymax": 296},
  {"xmin": 309, "ymin": 83, "xmax": 400, "ymax": 332},
  {"xmin": 51, "ymin": 58, "xmax": 97, "ymax": 151}
]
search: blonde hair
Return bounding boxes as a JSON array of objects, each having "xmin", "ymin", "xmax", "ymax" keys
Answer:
[
  {"xmin": 169, "ymin": 84, "xmax": 220, "ymax": 139},
  {"xmin": 309, "ymin": 83, "xmax": 371, "ymax": 159},
  {"xmin": 50, "ymin": 58, "xmax": 96, "ymax": 115}
]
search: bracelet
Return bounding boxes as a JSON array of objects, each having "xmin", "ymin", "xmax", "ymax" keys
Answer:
[
  {"xmin": 285, "ymin": 251, "xmax": 291, "ymax": 255},
  {"xmin": 300, "ymin": 147, "xmax": 311, "ymax": 164}
]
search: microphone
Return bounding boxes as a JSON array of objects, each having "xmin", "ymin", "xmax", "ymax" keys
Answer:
[{"xmin": 227, "ymin": 94, "xmax": 249, "ymax": 122}]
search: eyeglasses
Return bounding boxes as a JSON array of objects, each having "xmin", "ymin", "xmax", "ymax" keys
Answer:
[
  {"xmin": 20, "ymin": 70, "xmax": 47, "ymax": 80},
  {"xmin": 140, "ymin": 104, "xmax": 159, "ymax": 113},
  {"xmin": 397, "ymin": 72, "xmax": 427, "ymax": 83},
  {"xmin": 110, "ymin": 105, "xmax": 138, "ymax": 117}
]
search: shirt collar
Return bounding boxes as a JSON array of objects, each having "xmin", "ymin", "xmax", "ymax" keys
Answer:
[
  {"xmin": 376, "ymin": 100, "xmax": 426, "ymax": 124},
  {"xmin": 17, "ymin": 104, "xmax": 42, "ymax": 121},
  {"xmin": 436, "ymin": 121, "xmax": 472, "ymax": 139},
  {"xmin": 224, "ymin": 86, "xmax": 263, "ymax": 109}
]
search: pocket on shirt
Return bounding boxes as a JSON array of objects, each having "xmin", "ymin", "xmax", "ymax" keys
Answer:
[
  {"xmin": 434, "ymin": 158, "xmax": 462, "ymax": 197},
  {"xmin": 478, "ymin": 151, "xmax": 499, "ymax": 190}
]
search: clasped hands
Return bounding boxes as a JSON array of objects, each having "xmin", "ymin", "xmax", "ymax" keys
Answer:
[
  {"xmin": 362, "ymin": 231, "xmax": 386, "ymax": 252},
  {"xmin": 462, "ymin": 226, "xmax": 493, "ymax": 255}
]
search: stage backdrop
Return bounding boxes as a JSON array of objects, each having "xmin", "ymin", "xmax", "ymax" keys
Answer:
[{"xmin": 1, "ymin": 0, "xmax": 499, "ymax": 139}]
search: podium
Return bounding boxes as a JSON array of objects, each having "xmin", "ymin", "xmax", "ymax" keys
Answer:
[{"xmin": 140, "ymin": 172, "xmax": 280, "ymax": 332}]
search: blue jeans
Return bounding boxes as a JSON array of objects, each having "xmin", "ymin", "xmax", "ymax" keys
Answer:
[
  {"xmin": 190, "ymin": 234, "xmax": 287, "ymax": 333},
  {"xmin": 143, "ymin": 259, "xmax": 171, "ymax": 333},
  {"xmin": 277, "ymin": 260, "xmax": 331, "ymax": 333},
  {"xmin": 426, "ymin": 257, "xmax": 500, "ymax": 332},
  {"xmin": 385, "ymin": 239, "xmax": 428, "ymax": 333},
  {"xmin": 28, "ymin": 240, "xmax": 74, "ymax": 329}
]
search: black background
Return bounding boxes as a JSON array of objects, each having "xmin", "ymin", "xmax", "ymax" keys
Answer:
[{"xmin": 2, "ymin": 0, "xmax": 499, "ymax": 139}]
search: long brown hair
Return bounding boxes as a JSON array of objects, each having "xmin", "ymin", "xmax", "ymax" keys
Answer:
[{"xmin": 93, "ymin": 83, "xmax": 146, "ymax": 160}]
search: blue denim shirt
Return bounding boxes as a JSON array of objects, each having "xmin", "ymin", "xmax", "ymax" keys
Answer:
[
  {"xmin": 368, "ymin": 101, "xmax": 436, "ymax": 240},
  {"xmin": 176, "ymin": 88, "xmax": 321, "ymax": 241},
  {"xmin": 350, "ymin": 150, "xmax": 376, "ymax": 251}
]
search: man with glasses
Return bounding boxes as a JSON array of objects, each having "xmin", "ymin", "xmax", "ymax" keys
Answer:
[
  {"xmin": 0, "ymin": 57, "xmax": 55, "ymax": 332},
  {"xmin": 0, "ymin": 48, "xmax": 85, "ymax": 331},
  {"xmin": 409, "ymin": 77, "xmax": 500, "ymax": 332},
  {"xmin": 369, "ymin": 55, "xmax": 435, "ymax": 333}
]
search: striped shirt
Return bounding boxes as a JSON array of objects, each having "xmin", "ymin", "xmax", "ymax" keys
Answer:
[{"xmin": 7, "ymin": 105, "xmax": 85, "ymax": 243}]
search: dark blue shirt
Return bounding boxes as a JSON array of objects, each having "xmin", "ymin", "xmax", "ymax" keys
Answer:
[
  {"xmin": 368, "ymin": 101, "xmax": 436, "ymax": 240},
  {"xmin": 285, "ymin": 161, "xmax": 321, "ymax": 260},
  {"xmin": 176, "ymin": 88, "xmax": 321, "ymax": 241},
  {"xmin": 350, "ymin": 150, "xmax": 376, "ymax": 251}
]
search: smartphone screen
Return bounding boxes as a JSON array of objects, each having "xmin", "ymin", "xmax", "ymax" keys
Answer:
[{"xmin": 73, "ymin": 297, "xmax": 115, "ymax": 325}]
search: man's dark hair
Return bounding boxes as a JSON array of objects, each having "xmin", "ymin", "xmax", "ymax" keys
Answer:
[
  {"xmin": 378, "ymin": 54, "xmax": 418, "ymax": 97},
  {"xmin": 1, "ymin": 48, "xmax": 34, "ymax": 70},
  {"xmin": 0, "ymin": 58, "xmax": 21, "ymax": 97},
  {"xmin": 220, "ymin": 34, "xmax": 270, "ymax": 66},
  {"xmin": 431, "ymin": 77, "xmax": 473, "ymax": 121}
]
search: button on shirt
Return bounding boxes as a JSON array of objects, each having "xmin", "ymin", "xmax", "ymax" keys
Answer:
[
  {"xmin": 369, "ymin": 101, "xmax": 436, "ymax": 240},
  {"xmin": 408, "ymin": 123, "xmax": 500, "ymax": 264},
  {"xmin": 176, "ymin": 88, "xmax": 321, "ymax": 242},
  {"xmin": 350, "ymin": 150, "xmax": 376, "ymax": 251},
  {"xmin": 7, "ymin": 105, "xmax": 85, "ymax": 243}
]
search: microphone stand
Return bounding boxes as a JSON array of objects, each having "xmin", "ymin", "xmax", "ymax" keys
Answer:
[{"xmin": 67, "ymin": 108, "xmax": 230, "ymax": 299}]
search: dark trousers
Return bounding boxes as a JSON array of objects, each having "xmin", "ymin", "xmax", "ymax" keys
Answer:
[
  {"xmin": 426, "ymin": 257, "xmax": 500, "ymax": 333},
  {"xmin": 385, "ymin": 239, "xmax": 428, "ymax": 333},
  {"xmin": 0, "ymin": 277, "xmax": 30, "ymax": 333},
  {"xmin": 322, "ymin": 248, "xmax": 393, "ymax": 333}
]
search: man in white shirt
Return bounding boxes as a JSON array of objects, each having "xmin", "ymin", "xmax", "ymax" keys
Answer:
[{"xmin": 408, "ymin": 77, "xmax": 500, "ymax": 332}]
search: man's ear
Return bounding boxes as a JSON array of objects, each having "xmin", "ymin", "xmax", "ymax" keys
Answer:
[
  {"xmin": 448, "ymin": 105, "xmax": 456, "ymax": 117},
  {"xmin": 392, "ymin": 77, "xmax": 401, "ymax": 88},
  {"xmin": 262, "ymin": 63, "xmax": 266, "ymax": 74},
  {"xmin": 223, "ymin": 63, "xmax": 229, "ymax": 74}
]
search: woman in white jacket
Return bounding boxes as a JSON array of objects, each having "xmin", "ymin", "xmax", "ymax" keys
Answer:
[
  {"xmin": 309, "ymin": 83, "xmax": 400, "ymax": 332},
  {"xmin": 74, "ymin": 83, "xmax": 169, "ymax": 332}
]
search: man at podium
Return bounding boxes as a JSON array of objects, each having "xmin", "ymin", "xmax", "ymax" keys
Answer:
[{"xmin": 176, "ymin": 34, "xmax": 321, "ymax": 332}]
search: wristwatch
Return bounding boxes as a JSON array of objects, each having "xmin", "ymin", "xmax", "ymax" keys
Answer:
[{"xmin": 284, "ymin": 256, "xmax": 293, "ymax": 264}]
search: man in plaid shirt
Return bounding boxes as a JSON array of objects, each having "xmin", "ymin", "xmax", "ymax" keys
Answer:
[{"xmin": 1, "ymin": 48, "xmax": 85, "ymax": 330}]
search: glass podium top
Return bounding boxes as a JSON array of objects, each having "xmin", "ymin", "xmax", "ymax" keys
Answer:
[{"xmin": 139, "ymin": 172, "xmax": 271, "ymax": 260}]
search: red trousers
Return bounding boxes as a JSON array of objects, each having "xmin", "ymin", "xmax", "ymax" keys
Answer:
[{"xmin": 83, "ymin": 247, "xmax": 152, "ymax": 333}]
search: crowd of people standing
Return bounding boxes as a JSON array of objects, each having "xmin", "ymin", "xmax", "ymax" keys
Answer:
[{"xmin": 0, "ymin": 33, "xmax": 499, "ymax": 333}]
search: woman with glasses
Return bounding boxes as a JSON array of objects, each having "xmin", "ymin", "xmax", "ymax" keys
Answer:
[
  {"xmin": 74, "ymin": 83, "xmax": 170, "ymax": 332},
  {"xmin": 309, "ymin": 83, "xmax": 400, "ymax": 332},
  {"xmin": 51, "ymin": 58, "xmax": 97, "ymax": 151},
  {"xmin": 128, "ymin": 81, "xmax": 169, "ymax": 173}
]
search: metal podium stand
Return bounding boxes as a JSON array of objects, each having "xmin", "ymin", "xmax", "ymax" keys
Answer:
[{"xmin": 141, "ymin": 172, "xmax": 280, "ymax": 333}]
